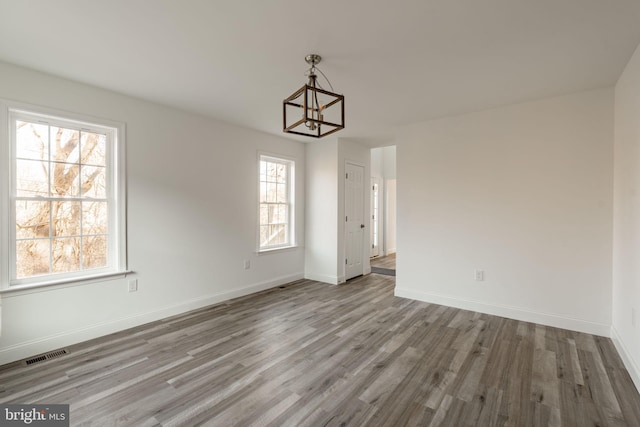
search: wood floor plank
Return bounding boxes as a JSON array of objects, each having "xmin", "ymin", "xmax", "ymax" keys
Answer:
[
  {"xmin": 370, "ymin": 253, "xmax": 396, "ymax": 270},
  {"xmin": 1, "ymin": 274, "xmax": 639, "ymax": 426},
  {"xmin": 505, "ymin": 333, "xmax": 535, "ymax": 426}
]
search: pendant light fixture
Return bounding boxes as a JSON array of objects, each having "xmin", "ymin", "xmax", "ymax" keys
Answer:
[{"xmin": 283, "ymin": 54, "xmax": 345, "ymax": 138}]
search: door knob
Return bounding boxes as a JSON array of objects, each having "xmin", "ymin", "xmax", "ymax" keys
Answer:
[{"xmin": 360, "ymin": 224, "xmax": 365, "ymax": 228}]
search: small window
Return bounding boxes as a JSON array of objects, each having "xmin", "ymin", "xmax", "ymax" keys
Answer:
[
  {"xmin": 258, "ymin": 154, "xmax": 295, "ymax": 251},
  {"xmin": 2, "ymin": 105, "xmax": 126, "ymax": 288}
]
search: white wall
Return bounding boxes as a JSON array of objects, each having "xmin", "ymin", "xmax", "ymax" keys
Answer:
[
  {"xmin": 304, "ymin": 139, "xmax": 339, "ymax": 284},
  {"xmin": 371, "ymin": 147, "xmax": 383, "ymax": 177},
  {"xmin": 396, "ymin": 89, "xmax": 614, "ymax": 336},
  {"xmin": 305, "ymin": 138, "xmax": 371, "ymax": 283},
  {"xmin": 0, "ymin": 62, "xmax": 306, "ymax": 364},
  {"xmin": 371, "ymin": 146, "xmax": 396, "ymax": 181},
  {"xmin": 612, "ymin": 43, "xmax": 640, "ymax": 390},
  {"xmin": 382, "ymin": 146, "xmax": 396, "ymax": 180}
]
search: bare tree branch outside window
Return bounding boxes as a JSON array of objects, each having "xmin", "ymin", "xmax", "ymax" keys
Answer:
[{"xmin": 15, "ymin": 120, "xmax": 109, "ymax": 278}]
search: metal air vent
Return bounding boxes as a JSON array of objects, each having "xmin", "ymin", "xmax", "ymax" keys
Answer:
[{"xmin": 25, "ymin": 349, "xmax": 68, "ymax": 366}]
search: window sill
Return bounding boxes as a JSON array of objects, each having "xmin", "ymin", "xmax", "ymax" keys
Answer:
[
  {"xmin": 0, "ymin": 271, "xmax": 134, "ymax": 297},
  {"xmin": 257, "ymin": 245, "xmax": 299, "ymax": 255}
]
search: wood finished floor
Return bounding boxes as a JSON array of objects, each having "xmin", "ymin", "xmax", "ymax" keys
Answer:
[
  {"xmin": 370, "ymin": 253, "xmax": 396, "ymax": 270},
  {"xmin": 1, "ymin": 274, "xmax": 639, "ymax": 426}
]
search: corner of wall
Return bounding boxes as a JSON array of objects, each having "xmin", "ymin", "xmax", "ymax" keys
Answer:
[
  {"xmin": 612, "ymin": 38, "xmax": 640, "ymax": 395},
  {"xmin": 611, "ymin": 325, "xmax": 640, "ymax": 392},
  {"xmin": 395, "ymin": 287, "xmax": 612, "ymax": 337},
  {"xmin": 303, "ymin": 272, "xmax": 340, "ymax": 285}
]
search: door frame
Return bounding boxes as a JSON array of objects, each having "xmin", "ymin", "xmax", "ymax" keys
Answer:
[
  {"xmin": 343, "ymin": 160, "xmax": 367, "ymax": 281},
  {"xmin": 370, "ymin": 176, "xmax": 381, "ymax": 258}
]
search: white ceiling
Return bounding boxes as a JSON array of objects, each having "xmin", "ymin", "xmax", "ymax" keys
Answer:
[{"xmin": 1, "ymin": 0, "xmax": 639, "ymax": 147}]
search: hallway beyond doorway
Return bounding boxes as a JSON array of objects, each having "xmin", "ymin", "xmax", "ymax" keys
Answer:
[{"xmin": 371, "ymin": 253, "xmax": 396, "ymax": 276}]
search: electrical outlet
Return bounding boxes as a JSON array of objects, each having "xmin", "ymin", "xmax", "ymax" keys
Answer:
[
  {"xmin": 474, "ymin": 270, "xmax": 484, "ymax": 281},
  {"xmin": 632, "ymin": 308, "xmax": 637, "ymax": 328},
  {"xmin": 128, "ymin": 279, "xmax": 138, "ymax": 292},
  {"xmin": 243, "ymin": 259, "xmax": 251, "ymax": 270}
]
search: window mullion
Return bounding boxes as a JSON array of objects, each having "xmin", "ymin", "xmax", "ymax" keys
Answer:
[
  {"xmin": 48, "ymin": 200, "xmax": 53, "ymax": 275},
  {"xmin": 47, "ymin": 124, "xmax": 53, "ymax": 275},
  {"xmin": 79, "ymin": 130, "xmax": 83, "ymax": 271}
]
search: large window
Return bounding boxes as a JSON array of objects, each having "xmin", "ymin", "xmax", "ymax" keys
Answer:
[
  {"xmin": 258, "ymin": 154, "xmax": 294, "ymax": 251},
  {"xmin": 2, "ymin": 105, "xmax": 126, "ymax": 288}
]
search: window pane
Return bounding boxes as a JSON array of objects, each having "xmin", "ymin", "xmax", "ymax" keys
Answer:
[
  {"xmin": 51, "ymin": 126, "xmax": 80, "ymax": 164},
  {"xmin": 266, "ymin": 183, "xmax": 276, "ymax": 202},
  {"xmin": 81, "ymin": 166, "xmax": 106, "ymax": 198},
  {"xmin": 82, "ymin": 201, "xmax": 108, "ymax": 235},
  {"xmin": 16, "ymin": 121, "xmax": 48, "ymax": 160},
  {"xmin": 259, "ymin": 182, "xmax": 267, "ymax": 203},
  {"xmin": 51, "ymin": 163, "xmax": 80, "ymax": 197},
  {"xmin": 16, "ymin": 159, "xmax": 49, "ymax": 197},
  {"xmin": 52, "ymin": 237, "xmax": 80, "ymax": 273},
  {"xmin": 266, "ymin": 162, "xmax": 277, "ymax": 182},
  {"xmin": 52, "ymin": 201, "xmax": 81, "ymax": 237},
  {"xmin": 277, "ymin": 184, "xmax": 287, "ymax": 203},
  {"xmin": 276, "ymin": 163, "xmax": 286, "ymax": 183},
  {"xmin": 260, "ymin": 225, "xmax": 268, "ymax": 247},
  {"xmin": 16, "ymin": 239, "xmax": 50, "ymax": 278},
  {"xmin": 259, "ymin": 161, "xmax": 266, "ymax": 181},
  {"xmin": 80, "ymin": 132, "xmax": 107, "ymax": 166},
  {"xmin": 83, "ymin": 235, "xmax": 108, "ymax": 269},
  {"xmin": 272, "ymin": 204, "xmax": 287, "ymax": 224},
  {"xmin": 275, "ymin": 225, "xmax": 285, "ymax": 244},
  {"xmin": 269, "ymin": 225, "xmax": 278, "ymax": 245},
  {"xmin": 279, "ymin": 205, "xmax": 288, "ymax": 226},
  {"xmin": 16, "ymin": 200, "xmax": 50, "ymax": 239},
  {"xmin": 268, "ymin": 204, "xmax": 278, "ymax": 224}
]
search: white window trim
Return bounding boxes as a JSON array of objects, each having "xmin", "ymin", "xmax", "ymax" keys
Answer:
[
  {"xmin": 0, "ymin": 100, "xmax": 127, "ymax": 291},
  {"xmin": 257, "ymin": 152, "xmax": 296, "ymax": 253}
]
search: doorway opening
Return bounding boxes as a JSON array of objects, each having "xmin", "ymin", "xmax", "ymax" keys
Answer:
[{"xmin": 370, "ymin": 145, "xmax": 396, "ymax": 276}]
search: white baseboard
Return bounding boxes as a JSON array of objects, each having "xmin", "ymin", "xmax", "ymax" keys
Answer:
[
  {"xmin": 0, "ymin": 272, "xmax": 303, "ymax": 365},
  {"xmin": 304, "ymin": 272, "xmax": 340, "ymax": 285},
  {"xmin": 307, "ymin": 269, "xmax": 369, "ymax": 284},
  {"xmin": 395, "ymin": 287, "xmax": 611, "ymax": 337},
  {"xmin": 610, "ymin": 326, "xmax": 640, "ymax": 393}
]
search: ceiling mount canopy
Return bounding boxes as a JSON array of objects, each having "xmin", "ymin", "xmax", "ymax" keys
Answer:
[{"xmin": 283, "ymin": 54, "xmax": 345, "ymax": 138}]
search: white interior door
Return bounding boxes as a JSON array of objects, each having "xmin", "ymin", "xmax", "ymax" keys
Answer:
[
  {"xmin": 345, "ymin": 163, "xmax": 365, "ymax": 280},
  {"xmin": 370, "ymin": 177, "xmax": 380, "ymax": 257}
]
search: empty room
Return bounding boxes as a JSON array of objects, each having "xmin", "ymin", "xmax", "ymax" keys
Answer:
[{"xmin": 1, "ymin": 1, "xmax": 640, "ymax": 425}]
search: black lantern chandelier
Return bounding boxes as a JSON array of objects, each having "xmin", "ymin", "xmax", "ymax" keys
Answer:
[{"xmin": 283, "ymin": 54, "xmax": 345, "ymax": 138}]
